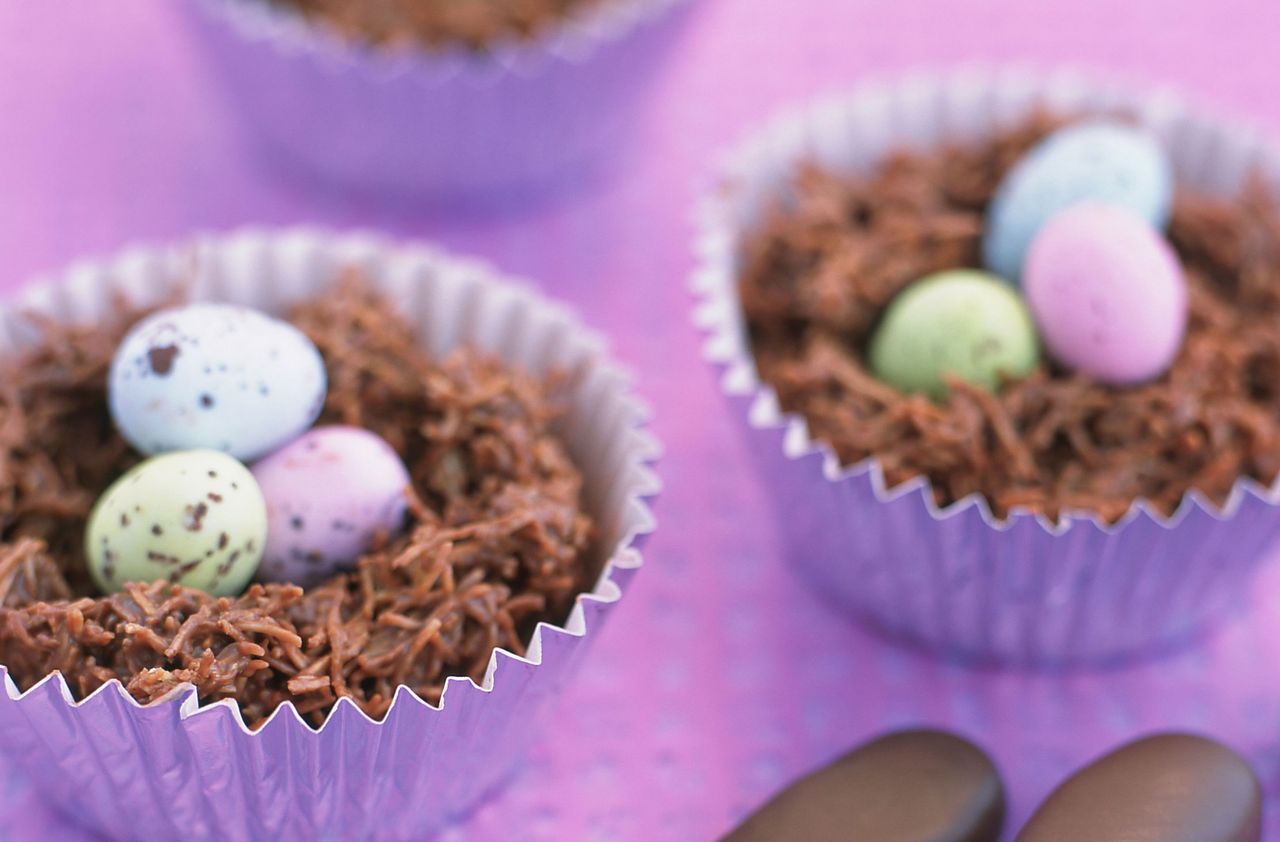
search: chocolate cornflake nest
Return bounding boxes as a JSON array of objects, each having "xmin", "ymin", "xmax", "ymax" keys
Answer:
[
  {"xmin": 0, "ymin": 274, "xmax": 594, "ymax": 728},
  {"xmin": 740, "ymin": 113, "xmax": 1280, "ymax": 522},
  {"xmin": 271, "ymin": 0, "xmax": 603, "ymax": 50}
]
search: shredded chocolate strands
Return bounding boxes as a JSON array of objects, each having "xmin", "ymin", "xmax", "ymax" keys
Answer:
[
  {"xmin": 0, "ymin": 273, "xmax": 594, "ymax": 729},
  {"xmin": 271, "ymin": 0, "xmax": 604, "ymax": 51},
  {"xmin": 740, "ymin": 113, "xmax": 1280, "ymax": 521}
]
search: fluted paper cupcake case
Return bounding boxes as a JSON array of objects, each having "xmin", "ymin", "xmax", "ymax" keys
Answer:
[
  {"xmin": 693, "ymin": 66, "xmax": 1280, "ymax": 665},
  {"xmin": 0, "ymin": 229, "xmax": 660, "ymax": 841},
  {"xmin": 175, "ymin": 0, "xmax": 694, "ymax": 204}
]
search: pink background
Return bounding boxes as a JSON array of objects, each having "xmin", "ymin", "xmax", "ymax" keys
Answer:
[{"xmin": 4, "ymin": 0, "xmax": 1280, "ymax": 839}]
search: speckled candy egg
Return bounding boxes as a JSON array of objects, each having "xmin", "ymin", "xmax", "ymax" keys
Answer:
[
  {"xmin": 984, "ymin": 121, "xmax": 1174, "ymax": 282},
  {"xmin": 86, "ymin": 450, "xmax": 267, "ymax": 596},
  {"xmin": 1024, "ymin": 202, "xmax": 1187, "ymax": 385},
  {"xmin": 109, "ymin": 303, "xmax": 327, "ymax": 462},
  {"xmin": 252, "ymin": 426, "xmax": 410, "ymax": 588},
  {"xmin": 869, "ymin": 269, "xmax": 1040, "ymax": 400}
]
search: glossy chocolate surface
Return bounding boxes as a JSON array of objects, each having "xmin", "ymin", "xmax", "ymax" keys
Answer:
[
  {"xmin": 724, "ymin": 729, "xmax": 1004, "ymax": 842},
  {"xmin": 1017, "ymin": 733, "xmax": 1261, "ymax": 842}
]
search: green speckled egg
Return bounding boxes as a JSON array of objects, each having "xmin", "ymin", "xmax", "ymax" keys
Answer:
[
  {"xmin": 85, "ymin": 450, "xmax": 267, "ymax": 596},
  {"xmin": 868, "ymin": 269, "xmax": 1040, "ymax": 401}
]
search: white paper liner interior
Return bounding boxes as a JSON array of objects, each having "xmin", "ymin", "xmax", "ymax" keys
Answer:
[
  {"xmin": 190, "ymin": 0, "xmax": 694, "ymax": 85},
  {"xmin": 693, "ymin": 65, "xmax": 1280, "ymax": 536},
  {"xmin": 0, "ymin": 227, "xmax": 660, "ymax": 734}
]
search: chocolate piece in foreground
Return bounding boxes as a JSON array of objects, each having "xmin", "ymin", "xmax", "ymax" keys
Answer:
[
  {"xmin": 724, "ymin": 729, "xmax": 1004, "ymax": 842},
  {"xmin": 1017, "ymin": 733, "xmax": 1260, "ymax": 842}
]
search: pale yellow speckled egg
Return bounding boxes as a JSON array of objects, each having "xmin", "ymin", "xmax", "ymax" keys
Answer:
[{"xmin": 85, "ymin": 450, "xmax": 267, "ymax": 596}]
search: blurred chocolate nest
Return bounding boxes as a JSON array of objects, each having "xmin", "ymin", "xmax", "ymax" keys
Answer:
[
  {"xmin": 270, "ymin": 0, "xmax": 604, "ymax": 50},
  {"xmin": 0, "ymin": 274, "xmax": 595, "ymax": 728},
  {"xmin": 739, "ymin": 113, "xmax": 1280, "ymax": 522}
]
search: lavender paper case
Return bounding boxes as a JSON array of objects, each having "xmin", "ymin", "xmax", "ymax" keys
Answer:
[
  {"xmin": 0, "ymin": 229, "xmax": 660, "ymax": 841},
  {"xmin": 175, "ymin": 0, "xmax": 694, "ymax": 205},
  {"xmin": 694, "ymin": 66, "xmax": 1280, "ymax": 666}
]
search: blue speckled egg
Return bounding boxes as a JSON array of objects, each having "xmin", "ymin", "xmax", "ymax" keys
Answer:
[
  {"xmin": 983, "ymin": 121, "xmax": 1174, "ymax": 283},
  {"xmin": 109, "ymin": 303, "xmax": 327, "ymax": 462}
]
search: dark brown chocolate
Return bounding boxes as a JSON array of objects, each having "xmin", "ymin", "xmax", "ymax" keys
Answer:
[
  {"xmin": 1017, "ymin": 733, "xmax": 1260, "ymax": 842},
  {"xmin": 724, "ymin": 729, "xmax": 1004, "ymax": 842},
  {"xmin": 739, "ymin": 113, "xmax": 1280, "ymax": 522},
  {"xmin": 0, "ymin": 274, "xmax": 595, "ymax": 729},
  {"xmin": 272, "ymin": 0, "xmax": 603, "ymax": 50}
]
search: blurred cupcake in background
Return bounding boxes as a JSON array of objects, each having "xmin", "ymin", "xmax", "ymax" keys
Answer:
[
  {"xmin": 176, "ymin": 0, "xmax": 695, "ymax": 205},
  {"xmin": 694, "ymin": 66, "xmax": 1280, "ymax": 665}
]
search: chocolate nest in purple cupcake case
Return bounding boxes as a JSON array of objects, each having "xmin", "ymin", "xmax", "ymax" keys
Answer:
[
  {"xmin": 270, "ymin": 0, "xmax": 605, "ymax": 50},
  {"xmin": 739, "ymin": 113, "xmax": 1280, "ymax": 523},
  {"xmin": 0, "ymin": 274, "xmax": 595, "ymax": 729}
]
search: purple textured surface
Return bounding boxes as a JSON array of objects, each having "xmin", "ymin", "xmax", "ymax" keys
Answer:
[{"xmin": 4, "ymin": 1, "xmax": 1280, "ymax": 840}]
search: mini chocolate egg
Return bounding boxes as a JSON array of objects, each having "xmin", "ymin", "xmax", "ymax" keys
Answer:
[
  {"xmin": 85, "ymin": 450, "xmax": 267, "ymax": 596},
  {"xmin": 868, "ymin": 269, "xmax": 1040, "ymax": 400},
  {"xmin": 109, "ymin": 302, "xmax": 327, "ymax": 462},
  {"xmin": 984, "ymin": 121, "xmax": 1173, "ymax": 282},
  {"xmin": 727, "ymin": 729, "xmax": 1005, "ymax": 842},
  {"xmin": 1017, "ymin": 734, "xmax": 1260, "ymax": 842},
  {"xmin": 252, "ymin": 426, "xmax": 410, "ymax": 588},
  {"xmin": 1024, "ymin": 203, "xmax": 1187, "ymax": 385}
]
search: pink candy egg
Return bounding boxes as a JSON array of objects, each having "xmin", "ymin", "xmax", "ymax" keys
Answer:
[
  {"xmin": 252, "ymin": 425, "xmax": 410, "ymax": 588},
  {"xmin": 1024, "ymin": 203, "xmax": 1187, "ymax": 385}
]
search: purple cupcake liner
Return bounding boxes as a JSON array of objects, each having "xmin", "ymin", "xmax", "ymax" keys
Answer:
[
  {"xmin": 693, "ymin": 66, "xmax": 1280, "ymax": 665},
  {"xmin": 0, "ymin": 228, "xmax": 661, "ymax": 840},
  {"xmin": 175, "ymin": 0, "xmax": 694, "ymax": 205}
]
